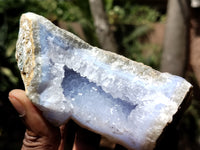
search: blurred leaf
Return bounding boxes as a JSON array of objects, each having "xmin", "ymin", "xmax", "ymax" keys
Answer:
[
  {"xmin": 1, "ymin": 67, "xmax": 18, "ymax": 84},
  {"xmin": 123, "ymin": 25, "xmax": 152, "ymax": 43},
  {"xmin": 104, "ymin": 0, "xmax": 114, "ymax": 11}
]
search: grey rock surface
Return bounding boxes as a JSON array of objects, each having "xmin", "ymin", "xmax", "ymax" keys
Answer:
[{"xmin": 16, "ymin": 12, "xmax": 192, "ymax": 150}]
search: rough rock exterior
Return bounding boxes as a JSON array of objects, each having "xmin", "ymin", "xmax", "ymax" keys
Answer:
[{"xmin": 16, "ymin": 12, "xmax": 192, "ymax": 150}]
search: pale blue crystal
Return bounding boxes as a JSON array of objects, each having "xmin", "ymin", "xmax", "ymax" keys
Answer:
[{"xmin": 16, "ymin": 12, "xmax": 192, "ymax": 150}]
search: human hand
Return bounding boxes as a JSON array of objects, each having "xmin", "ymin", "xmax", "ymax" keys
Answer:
[{"xmin": 8, "ymin": 89, "xmax": 101, "ymax": 150}]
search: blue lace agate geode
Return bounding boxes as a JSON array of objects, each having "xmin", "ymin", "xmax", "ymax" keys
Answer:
[{"xmin": 16, "ymin": 12, "xmax": 192, "ymax": 150}]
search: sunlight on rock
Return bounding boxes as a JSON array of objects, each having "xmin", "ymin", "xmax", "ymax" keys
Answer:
[{"xmin": 16, "ymin": 12, "xmax": 192, "ymax": 150}]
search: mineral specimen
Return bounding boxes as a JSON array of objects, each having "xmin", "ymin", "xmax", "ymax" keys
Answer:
[{"xmin": 16, "ymin": 12, "xmax": 192, "ymax": 150}]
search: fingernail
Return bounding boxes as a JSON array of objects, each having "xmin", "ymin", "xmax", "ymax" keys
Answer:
[{"xmin": 9, "ymin": 96, "xmax": 26, "ymax": 117}]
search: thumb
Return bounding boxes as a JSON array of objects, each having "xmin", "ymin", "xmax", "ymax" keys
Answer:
[{"xmin": 9, "ymin": 89, "xmax": 60, "ymax": 150}]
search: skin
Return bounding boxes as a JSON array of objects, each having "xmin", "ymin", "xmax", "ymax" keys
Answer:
[{"xmin": 8, "ymin": 89, "xmax": 101, "ymax": 150}]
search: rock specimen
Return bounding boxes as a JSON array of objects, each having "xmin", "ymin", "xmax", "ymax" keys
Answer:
[{"xmin": 16, "ymin": 12, "xmax": 192, "ymax": 150}]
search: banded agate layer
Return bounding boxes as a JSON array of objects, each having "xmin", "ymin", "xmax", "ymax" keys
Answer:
[{"xmin": 16, "ymin": 12, "xmax": 192, "ymax": 150}]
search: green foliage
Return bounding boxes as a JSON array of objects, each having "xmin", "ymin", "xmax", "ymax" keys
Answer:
[
  {"xmin": 105, "ymin": 2, "xmax": 162, "ymax": 25},
  {"xmin": 104, "ymin": 0, "xmax": 114, "ymax": 11},
  {"xmin": 107, "ymin": 5, "xmax": 125, "ymax": 24},
  {"xmin": 104, "ymin": 1, "xmax": 164, "ymax": 69},
  {"xmin": 123, "ymin": 4, "xmax": 161, "ymax": 25},
  {"xmin": 38, "ymin": 0, "xmax": 84, "ymax": 21}
]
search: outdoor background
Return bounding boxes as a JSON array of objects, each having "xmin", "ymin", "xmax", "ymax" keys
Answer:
[{"xmin": 1, "ymin": 0, "xmax": 200, "ymax": 149}]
